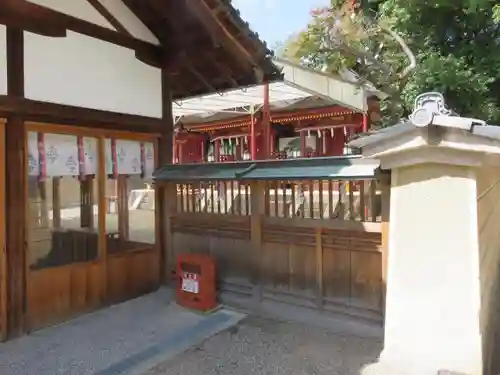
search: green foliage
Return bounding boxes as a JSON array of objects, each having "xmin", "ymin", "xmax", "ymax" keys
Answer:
[
  {"xmin": 494, "ymin": 4, "xmax": 500, "ymax": 22},
  {"xmin": 280, "ymin": 0, "xmax": 500, "ymax": 127}
]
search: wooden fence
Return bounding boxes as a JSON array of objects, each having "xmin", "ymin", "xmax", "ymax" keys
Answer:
[{"xmin": 164, "ymin": 177, "xmax": 388, "ymax": 322}]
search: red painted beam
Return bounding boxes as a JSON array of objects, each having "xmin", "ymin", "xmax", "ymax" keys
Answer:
[
  {"xmin": 185, "ymin": 104, "xmax": 357, "ymax": 130},
  {"xmin": 270, "ymin": 105, "xmax": 354, "ymax": 122}
]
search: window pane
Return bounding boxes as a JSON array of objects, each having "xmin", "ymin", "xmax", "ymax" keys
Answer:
[
  {"xmin": 127, "ymin": 175, "xmax": 155, "ymax": 244},
  {"xmin": 105, "ymin": 138, "xmax": 156, "ymax": 254},
  {"xmin": 27, "ymin": 133, "xmax": 100, "ymax": 269}
]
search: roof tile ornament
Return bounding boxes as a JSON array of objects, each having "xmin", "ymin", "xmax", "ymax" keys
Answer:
[{"xmin": 410, "ymin": 92, "xmax": 486, "ymax": 131}]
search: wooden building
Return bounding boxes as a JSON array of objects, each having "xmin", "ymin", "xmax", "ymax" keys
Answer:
[
  {"xmin": 172, "ymin": 59, "xmax": 384, "ymax": 163},
  {"xmin": 0, "ymin": 0, "xmax": 280, "ymax": 340}
]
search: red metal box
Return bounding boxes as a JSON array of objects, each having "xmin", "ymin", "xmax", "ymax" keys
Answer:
[{"xmin": 175, "ymin": 253, "xmax": 217, "ymax": 312}]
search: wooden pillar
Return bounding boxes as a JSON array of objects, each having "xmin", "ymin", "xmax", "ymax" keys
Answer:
[
  {"xmin": 97, "ymin": 136, "xmax": 107, "ymax": 304},
  {"xmin": 269, "ymin": 131, "xmax": 275, "ymax": 157},
  {"xmin": 250, "ymin": 113, "xmax": 256, "ymax": 160},
  {"xmin": 235, "ymin": 137, "xmax": 242, "ymax": 161},
  {"xmin": 299, "ymin": 131, "xmax": 306, "ymax": 157},
  {"xmin": 117, "ymin": 176, "xmax": 129, "ymax": 240},
  {"xmin": 157, "ymin": 68, "xmax": 174, "ymax": 283},
  {"xmin": 315, "ymin": 131, "xmax": 322, "ymax": 156},
  {"xmin": 0, "ymin": 122, "xmax": 5, "ymax": 342},
  {"xmin": 163, "ymin": 182, "xmax": 176, "ymax": 281},
  {"xmin": 200, "ymin": 138, "xmax": 205, "ymax": 163},
  {"xmin": 214, "ymin": 139, "xmax": 221, "ymax": 162},
  {"xmin": 250, "ymin": 180, "xmax": 266, "ymax": 301},
  {"xmin": 52, "ymin": 177, "xmax": 61, "ymax": 229},
  {"xmin": 5, "ymin": 27, "xmax": 26, "ymax": 338}
]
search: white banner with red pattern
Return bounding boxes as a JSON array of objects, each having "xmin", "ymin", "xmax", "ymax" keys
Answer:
[{"xmin": 28, "ymin": 132, "xmax": 154, "ymax": 179}]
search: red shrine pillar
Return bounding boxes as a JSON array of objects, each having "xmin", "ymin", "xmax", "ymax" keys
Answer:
[
  {"xmin": 174, "ymin": 134, "xmax": 180, "ymax": 163},
  {"xmin": 362, "ymin": 113, "xmax": 369, "ymax": 133},
  {"xmin": 214, "ymin": 139, "xmax": 221, "ymax": 162},
  {"xmin": 300, "ymin": 131, "xmax": 306, "ymax": 157},
  {"xmin": 250, "ymin": 114, "xmax": 257, "ymax": 160},
  {"xmin": 262, "ymin": 82, "xmax": 271, "ymax": 158}
]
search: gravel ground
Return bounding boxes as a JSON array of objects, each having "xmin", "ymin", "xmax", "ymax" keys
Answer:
[
  {"xmin": 144, "ymin": 315, "xmax": 382, "ymax": 375},
  {"xmin": 0, "ymin": 289, "xmax": 243, "ymax": 375}
]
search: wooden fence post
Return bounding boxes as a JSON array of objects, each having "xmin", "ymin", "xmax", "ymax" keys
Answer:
[
  {"xmin": 162, "ymin": 182, "xmax": 177, "ymax": 283},
  {"xmin": 250, "ymin": 180, "xmax": 266, "ymax": 302},
  {"xmin": 315, "ymin": 227, "xmax": 323, "ymax": 309}
]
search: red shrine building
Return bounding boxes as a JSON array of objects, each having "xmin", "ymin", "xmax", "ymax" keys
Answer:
[{"xmin": 172, "ymin": 59, "xmax": 385, "ymax": 164}]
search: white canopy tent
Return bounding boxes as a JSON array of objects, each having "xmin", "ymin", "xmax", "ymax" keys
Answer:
[{"xmin": 172, "ymin": 59, "xmax": 382, "ymax": 121}]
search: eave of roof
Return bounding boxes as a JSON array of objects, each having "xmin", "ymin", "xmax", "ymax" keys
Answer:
[
  {"xmin": 154, "ymin": 156, "xmax": 380, "ymax": 182},
  {"xmin": 127, "ymin": 0, "xmax": 282, "ymax": 99}
]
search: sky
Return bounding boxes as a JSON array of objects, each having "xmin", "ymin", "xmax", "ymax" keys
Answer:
[{"xmin": 232, "ymin": 0, "xmax": 330, "ymax": 48}]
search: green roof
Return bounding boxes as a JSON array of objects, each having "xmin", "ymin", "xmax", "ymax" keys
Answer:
[{"xmin": 153, "ymin": 156, "xmax": 380, "ymax": 182}]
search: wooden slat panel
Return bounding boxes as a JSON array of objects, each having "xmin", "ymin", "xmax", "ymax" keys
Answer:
[
  {"xmin": 107, "ymin": 249, "xmax": 159, "ymax": 304},
  {"xmin": 27, "ymin": 262, "xmax": 102, "ymax": 331},
  {"xmin": 288, "ymin": 244, "xmax": 316, "ymax": 299},
  {"xmin": 166, "ymin": 179, "xmax": 385, "ymax": 321},
  {"xmin": 0, "ymin": 121, "xmax": 6, "ymax": 341},
  {"xmin": 323, "ymin": 247, "xmax": 351, "ymax": 304},
  {"xmin": 350, "ymin": 251, "xmax": 382, "ymax": 310}
]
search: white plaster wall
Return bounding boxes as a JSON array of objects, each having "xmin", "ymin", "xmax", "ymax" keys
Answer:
[
  {"xmin": 26, "ymin": 0, "xmax": 114, "ymax": 30},
  {"xmin": 383, "ymin": 164, "xmax": 482, "ymax": 375},
  {"xmin": 24, "ymin": 31, "xmax": 162, "ymax": 118},
  {"xmin": 97, "ymin": 0, "xmax": 159, "ymax": 45},
  {"xmin": 0, "ymin": 25, "xmax": 7, "ymax": 95},
  {"xmin": 476, "ymin": 167, "xmax": 500, "ymax": 375}
]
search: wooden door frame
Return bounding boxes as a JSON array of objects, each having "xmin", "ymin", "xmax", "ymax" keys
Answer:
[{"xmin": 0, "ymin": 120, "xmax": 7, "ymax": 341}]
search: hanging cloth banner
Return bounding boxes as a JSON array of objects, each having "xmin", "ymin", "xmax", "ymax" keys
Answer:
[
  {"xmin": 77, "ymin": 136, "xmax": 85, "ymax": 180},
  {"xmin": 111, "ymin": 139, "xmax": 118, "ymax": 177},
  {"xmin": 142, "ymin": 142, "xmax": 155, "ymax": 180},
  {"xmin": 140, "ymin": 142, "xmax": 145, "ymax": 179},
  {"xmin": 27, "ymin": 131, "xmax": 40, "ymax": 177},
  {"xmin": 115, "ymin": 139, "xmax": 142, "ymax": 175},
  {"xmin": 43, "ymin": 133, "xmax": 79, "ymax": 177},
  {"xmin": 105, "ymin": 138, "xmax": 118, "ymax": 177},
  {"xmin": 83, "ymin": 137, "xmax": 98, "ymax": 176},
  {"xmin": 38, "ymin": 132, "xmax": 46, "ymax": 181}
]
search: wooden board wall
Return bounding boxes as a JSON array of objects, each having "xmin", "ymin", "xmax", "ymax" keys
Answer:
[
  {"xmin": 0, "ymin": 121, "xmax": 6, "ymax": 341},
  {"xmin": 25, "ymin": 247, "xmax": 160, "ymax": 331},
  {"xmin": 169, "ymin": 212, "xmax": 383, "ymax": 322},
  {"xmin": 26, "ymin": 262, "xmax": 102, "ymax": 331},
  {"xmin": 107, "ymin": 249, "xmax": 160, "ymax": 304}
]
